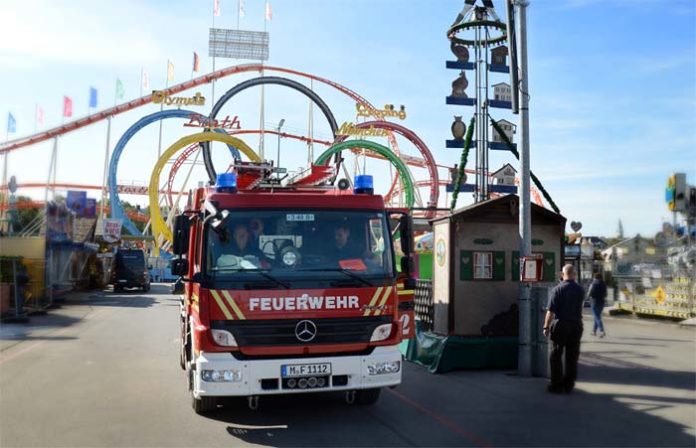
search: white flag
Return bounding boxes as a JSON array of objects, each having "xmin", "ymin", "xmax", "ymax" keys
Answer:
[
  {"xmin": 265, "ymin": 1, "xmax": 272, "ymax": 21},
  {"xmin": 141, "ymin": 69, "xmax": 149, "ymax": 91},
  {"xmin": 239, "ymin": 0, "xmax": 245, "ymax": 18}
]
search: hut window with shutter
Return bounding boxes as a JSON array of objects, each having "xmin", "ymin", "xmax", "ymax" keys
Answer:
[{"xmin": 474, "ymin": 252, "xmax": 493, "ymax": 279}]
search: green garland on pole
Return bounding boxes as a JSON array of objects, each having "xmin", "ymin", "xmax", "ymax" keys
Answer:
[
  {"xmin": 450, "ymin": 115, "xmax": 476, "ymax": 211},
  {"xmin": 489, "ymin": 117, "xmax": 560, "ymax": 214}
]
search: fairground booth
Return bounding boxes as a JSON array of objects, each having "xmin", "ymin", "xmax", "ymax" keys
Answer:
[{"xmin": 403, "ymin": 195, "xmax": 565, "ymax": 373}]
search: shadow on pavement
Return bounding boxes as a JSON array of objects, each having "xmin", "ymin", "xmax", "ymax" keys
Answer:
[
  {"xmin": 580, "ymin": 360, "xmax": 695, "ymax": 392},
  {"xmin": 192, "ymin": 364, "xmax": 696, "ymax": 447}
]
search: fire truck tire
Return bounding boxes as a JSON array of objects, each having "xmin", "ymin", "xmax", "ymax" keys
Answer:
[
  {"xmin": 192, "ymin": 395, "xmax": 218, "ymax": 415},
  {"xmin": 356, "ymin": 388, "xmax": 381, "ymax": 405}
]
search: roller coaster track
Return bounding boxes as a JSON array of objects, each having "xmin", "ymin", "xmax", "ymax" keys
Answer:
[{"xmin": 0, "ymin": 182, "xmax": 187, "ymax": 196}]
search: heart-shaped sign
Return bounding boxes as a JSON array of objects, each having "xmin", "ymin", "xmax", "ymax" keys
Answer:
[
  {"xmin": 570, "ymin": 221, "xmax": 582, "ymax": 232},
  {"xmin": 462, "ymin": 257, "xmax": 470, "ymax": 264}
]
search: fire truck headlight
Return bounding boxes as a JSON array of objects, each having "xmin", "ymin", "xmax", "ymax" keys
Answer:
[
  {"xmin": 210, "ymin": 329, "xmax": 238, "ymax": 347},
  {"xmin": 367, "ymin": 361, "xmax": 401, "ymax": 375},
  {"xmin": 201, "ymin": 369, "xmax": 243, "ymax": 382},
  {"xmin": 370, "ymin": 323, "xmax": 393, "ymax": 342}
]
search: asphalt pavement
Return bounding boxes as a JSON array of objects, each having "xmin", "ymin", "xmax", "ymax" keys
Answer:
[{"xmin": 1, "ymin": 285, "xmax": 694, "ymax": 447}]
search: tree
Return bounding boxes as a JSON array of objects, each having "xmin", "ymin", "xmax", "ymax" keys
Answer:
[{"xmin": 617, "ymin": 219, "xmax": 624, "ymax": 239}]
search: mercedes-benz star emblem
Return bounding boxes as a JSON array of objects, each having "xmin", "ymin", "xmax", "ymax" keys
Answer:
[{"xmin": 295, "ymin": 320, "xmax": 317, "ymax": 342}]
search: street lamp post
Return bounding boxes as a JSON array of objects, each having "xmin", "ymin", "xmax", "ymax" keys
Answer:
[{"xmin": 276, "ymin": 119, "xmax": 285, "ymax": 177}]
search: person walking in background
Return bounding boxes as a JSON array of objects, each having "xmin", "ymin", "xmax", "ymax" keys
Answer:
[
  {"xmin": 588, "ymin": 272, "xmax": 607, "ymax": 337},
  {"xmin": 543, "ymin": 264, "xmax": 585, "ymax": 394}
]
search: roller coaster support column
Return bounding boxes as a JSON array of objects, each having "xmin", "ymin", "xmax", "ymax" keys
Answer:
[{"xmin": 513, "ymin": 0, "xmax": 533, "ymax": 377}]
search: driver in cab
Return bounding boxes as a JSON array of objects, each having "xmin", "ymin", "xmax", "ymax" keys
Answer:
[
  {"xmin": 216, "ymin": 223, "xmax": 268, "ymax": 269},
  {"xmin": 328, "ymin": 224, "xmax": 362, "ymax": 263}
]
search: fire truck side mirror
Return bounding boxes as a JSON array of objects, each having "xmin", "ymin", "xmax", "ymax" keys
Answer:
[
  {"xmin": 400, "ymin": 256, "xmax": 414, "ymax": 276},
  {"xmin": 171, "ymin": 258, "xmax": 189, "ymax": 277},
  {"xmin": 172, "ymin": 215, "xmax": 190, "ymax": 255},
  {"xmin": 399, "ymin": 214, "xmax": 414, "ymax": 255}
]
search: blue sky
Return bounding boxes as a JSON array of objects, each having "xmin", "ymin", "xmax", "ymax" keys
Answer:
[{"xmin": 1, "ymin": 0, "xmax": 694, "ymax": 237}]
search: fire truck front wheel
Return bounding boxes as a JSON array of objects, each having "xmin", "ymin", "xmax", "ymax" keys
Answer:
[
  {"xmin": 192, "ymin": 394, "xmax": 218, "ymax": 415},
  {"xmin": 356, "ymin": 388, "xmax": 381, "ymax": 405}
]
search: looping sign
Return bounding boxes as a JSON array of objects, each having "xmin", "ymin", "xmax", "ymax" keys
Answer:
[
  {"xmin": 183, "ymin": 113, "xmax": 241, "ymax": 130},
  {"xmin": 152, "ymin": 91, "xmax": 206, "ymax": 107}
]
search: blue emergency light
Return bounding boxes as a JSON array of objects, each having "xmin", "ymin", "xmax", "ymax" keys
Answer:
[
  {"xmin": 216, "ymin": 173, "xmax": 238, "ymax": 193},
  {"xmin": 354, "ymin": 175, "xmax": 374, "ymax": 195}
]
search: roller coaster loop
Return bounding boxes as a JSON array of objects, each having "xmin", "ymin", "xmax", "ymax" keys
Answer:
[
  {"xmin": 314, "ymin": 140, "xmax": 415, "ymax": 209},
  {"xmin": 149, "ymin": 132, "xmax": 260, "ymax": 248}
]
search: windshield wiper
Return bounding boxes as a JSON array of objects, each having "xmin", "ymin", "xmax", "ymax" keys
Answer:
[
  {"xmin": 211, "ymin": 267, "xmax": 290, "ymax": 289},
  {"xmin": 297, "ymin": 268, "xmax": 374, "ymax": 287}
]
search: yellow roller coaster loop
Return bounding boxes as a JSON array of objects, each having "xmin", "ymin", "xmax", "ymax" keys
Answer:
[{"xmin": 149, "ymin": 132, "xmax": 260, "ymax": 251}]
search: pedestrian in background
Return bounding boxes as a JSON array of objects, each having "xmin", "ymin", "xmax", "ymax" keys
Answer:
[
  {"xmin": 588, "ymin": 272, "xmax": 607, "ymax": 337},
  {"xmin": 543, "ymin": 264, "xmax": 585, "ymax": 394}
]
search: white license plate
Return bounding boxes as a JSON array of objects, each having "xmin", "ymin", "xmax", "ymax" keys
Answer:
[
  {"xmin": 281, "ymin": 363, "xmax": 331, "ymax": 378},
  {"xmin": 118, "ymin": 280, "xmax": 127, "ymax": 283}
]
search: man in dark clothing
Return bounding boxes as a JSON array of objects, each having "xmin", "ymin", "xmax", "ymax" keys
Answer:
[
  {"xmin": 543, "ymin": 264, "xmax": 585, "ymax": 394},
  {"xmin": 328, "ymin": 224, "xmax": 362, "ymax": 263},
  {"xmin": 588, "ymin": 273, "xmax": 607, "ymax": 337}
]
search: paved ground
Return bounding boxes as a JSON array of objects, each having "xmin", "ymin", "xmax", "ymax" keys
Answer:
[{"xmin": 1, "ymin": 285, "xmax": 694, "ymax": 447}]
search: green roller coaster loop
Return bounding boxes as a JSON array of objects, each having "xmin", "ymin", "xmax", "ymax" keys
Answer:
[{"xmin": 314, "ymin": 140, "xmax": 415, "ymax": 209}]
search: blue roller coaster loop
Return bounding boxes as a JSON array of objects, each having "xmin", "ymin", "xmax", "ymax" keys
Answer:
[{"xmin": 108, "ymin": 109, "xmax": 241, "ymax": 236}]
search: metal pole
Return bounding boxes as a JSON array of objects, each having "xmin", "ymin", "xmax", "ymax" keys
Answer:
[
  {"xmin": 276, "ymin": 119, "xmax": 284, "ymax": 176},
  {"xmin": 157, "ymin": 64, "xmax": 168, "ymax": 160},
  {"xmin": 516, "ymin": 0, "xmax": 533, "ymax": 377},
  {"xmin": 100, "ymin": 116, "xmax": 112, "ymax": 222}
]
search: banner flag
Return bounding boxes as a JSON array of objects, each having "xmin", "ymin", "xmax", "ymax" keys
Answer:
[
  {"xmin": 89, "ymin": 87, "xmax": 98, "ymax": 108},
  {"xmin": 7, "ymin": 113, "xmax": 16, "ymax": 133},
  {"xmin": 116, "ymin": 78, "xmax": 125, "ymax": 99},
  {"xmin": 141, "ymin": 69, "xmax": 150, "ymax": 91},
  {"xmin": 36, "ymin": 105, "xmax": 44, "ymax": 127},
  {"xmin": 193, "ymin": 52, "xmax": 200, "ymax": 72},
  {"xmin": 63, "ymin": 96, "xmax": 73, "ymax": 118}
]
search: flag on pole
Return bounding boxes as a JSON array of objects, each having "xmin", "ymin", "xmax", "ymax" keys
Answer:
[
  {"xmin": 35, "ymin": 105, "xmax": 44, "ymax": 127},
  {"xmin": 167, "ymin": 60, "xmax": 175, "ymax": 82},
  {"xmin": 193, "ymin": 52, "xmax": 200, "ymax": 73},
  {"xmin": 63, "ymin": 96, "xmax": 73, "ymax": 118},
  {"xmin": 213, "ymin": 0, "xmax": 220, "ymax": 16},
  {"xmin": 265, "ymin": 1, "xmax": 272, "ymax": 21},
  {"xmin": 89, "ymin": 87, "xmax": 98, "ymax": 108},
  {"xmin": 141, "ymin": 69, "xmax": 150, "ymax": 91},
  {"xmin": 239, "ymin": 0, "xmax": 245, "ymax": 18},
  {"xmin": 116, "ymin": 78, "xmax": 125, "ymax": 100},
  {"xmin": 7, "ymin": 113, "xmax": 16, "ymax": 133}
]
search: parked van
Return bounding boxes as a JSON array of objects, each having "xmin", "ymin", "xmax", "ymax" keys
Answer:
[{"xmin": 112, "ymin": 249, "xmax": 151, "ymax": 292}]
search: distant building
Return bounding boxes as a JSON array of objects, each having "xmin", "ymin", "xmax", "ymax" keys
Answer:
[
  {"xmin": 491, "ymin": 46, "xmax": 508, "ymax": 66},
  {"xmin": 492, "ymin": 119, "xmax": 516, "ymax": 143},
  {"xmin": 492, "ymin": 82, "xmax": 512, "ymax": 102},
  {"xmin": 490, "ymin": 163, "xmax": 517, "ymax": 186}
]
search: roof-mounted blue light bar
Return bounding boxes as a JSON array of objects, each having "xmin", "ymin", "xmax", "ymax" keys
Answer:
[
  {"xmin": 354, "ymin": 174, "xmax": 374, "ymax": 195},
  {"xmin": 216, "ymin": 172, "xmax": 238, "ymax": 193}
]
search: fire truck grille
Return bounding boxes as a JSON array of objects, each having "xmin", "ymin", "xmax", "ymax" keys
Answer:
[{"xmin": 211, "ymin": 316, "xmax": 393, "ymax": 346}]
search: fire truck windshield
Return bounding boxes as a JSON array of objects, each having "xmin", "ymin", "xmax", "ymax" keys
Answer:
[{"xmin": 205, "ymin": 210, "xmax": 394, "ymax": 283}]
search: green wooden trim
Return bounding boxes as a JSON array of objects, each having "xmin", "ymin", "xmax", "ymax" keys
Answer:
[
  {"xmin": 473, "ymin": 238, "xmax": 494, "ymax": 245},
  {"xmin": 460, "ymin": 250, "xmax": 473, "ymax": 281},
  {"xmin": 532, "ymin": 239, "xmax": 544, "ymax": 246},
  {"xmin": 512, "ymin": 251, "xmax": 520, "ymax": 281},
  {"xmin": 542, "ymin": 251, "xmax": 556, "ymax": 282},
  {"xmin": 493, "ymin": 251, "xmax": 505, "ymax": 281}
]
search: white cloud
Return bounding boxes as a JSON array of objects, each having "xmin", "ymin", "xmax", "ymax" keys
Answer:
[{"xmin": 0, "ymin": 0, "xmax": 198, "ymax": 68}]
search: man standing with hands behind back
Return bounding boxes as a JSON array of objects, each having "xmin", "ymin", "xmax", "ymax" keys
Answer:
[{"xmin": 543, "ymin": 264, "xmax": 585, "ymax": 394}]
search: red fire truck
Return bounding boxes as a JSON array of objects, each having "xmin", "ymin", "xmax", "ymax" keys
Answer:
[{"xmin": 172, "ymin": 170, "xmax": 415, "ymax": 413}]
